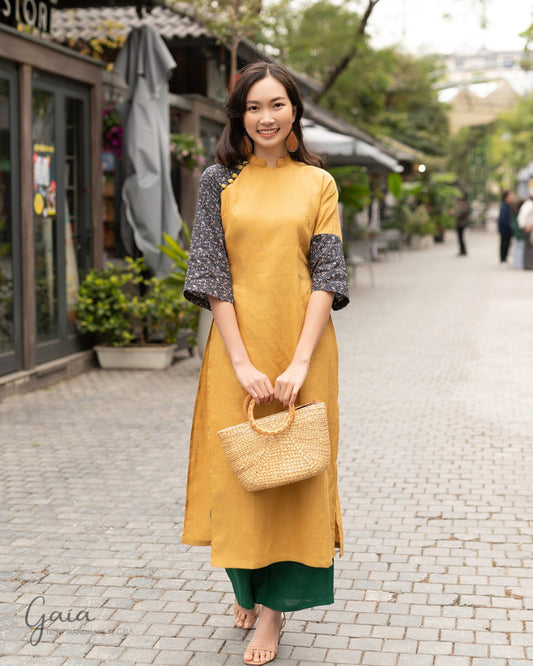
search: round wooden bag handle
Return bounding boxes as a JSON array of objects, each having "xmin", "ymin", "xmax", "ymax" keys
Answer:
[{"xmin": 244, "ymin": 395, "xmax": 296, "ymax": 436}]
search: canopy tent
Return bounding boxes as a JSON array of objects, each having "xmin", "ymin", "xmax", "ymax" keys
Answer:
[{"xmin": 302, "ymin": 121, "xmax": 402, "ymax": 172}]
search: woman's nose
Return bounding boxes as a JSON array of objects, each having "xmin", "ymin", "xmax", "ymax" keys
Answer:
[{"xmin": 260, "ymin": 109, "xmax": 274, "ymax": 123}]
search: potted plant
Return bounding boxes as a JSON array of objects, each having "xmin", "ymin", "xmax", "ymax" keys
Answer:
[
  {"xmin": 405, "ymin": 204, "xmax": 436, "ymax": 249},
  {"xmin": 388, "ymin": 171, "xmax": 462, "ymax": 246},
  {"xmin": 419, "ymin": 172, "xmax": 463, "ymax": 243},
  {"xmin": 75, "ymin": 254, "xmax": 191, "ymax": 370}
]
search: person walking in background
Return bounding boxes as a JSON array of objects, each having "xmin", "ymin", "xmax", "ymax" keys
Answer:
[
  {"xmin": 456, "ymin": 197, "xmax": 468, "ymax": 256},
  {"xmin": 518, "ymin": 186, "xmax": 533, "ymax": 270},
  {"xmin": 512, "ymin": 199, "xmax": 525, "ymax": 269},
  {"xmin": 182, "ymin": 62, "xmax": 349, "ymax": 665},
  {"xmin": 497, "ymin": 190, "xmax": 515, "ymax": 263}
]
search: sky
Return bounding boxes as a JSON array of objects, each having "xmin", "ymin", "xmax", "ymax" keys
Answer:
[{"xmin": 367, "ymin": 0, "xmax": 532, "ymax": 55}]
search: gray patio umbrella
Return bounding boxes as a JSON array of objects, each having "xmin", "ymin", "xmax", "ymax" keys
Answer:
[{"xmin": 114, "ymin": 24, "xmax": 182, "ymax": 277}]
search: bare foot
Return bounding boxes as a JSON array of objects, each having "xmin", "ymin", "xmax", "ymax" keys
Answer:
[
  {"xmin": 234, "ymin": 600, "xmax": 260, "ymax": 629},
  {"xmin": 243, "ymin": 607, "xmax": 285, "ymax": 665}
]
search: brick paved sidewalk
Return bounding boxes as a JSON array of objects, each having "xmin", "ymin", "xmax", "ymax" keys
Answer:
[{"xmin": 1, "ymin": 229, "xmax": 532, "ymax": 665}]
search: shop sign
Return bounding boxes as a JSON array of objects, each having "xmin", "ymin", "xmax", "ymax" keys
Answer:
[{"xmin": 1, "ymin": 0, "xmax": 57, "ymax": 34}]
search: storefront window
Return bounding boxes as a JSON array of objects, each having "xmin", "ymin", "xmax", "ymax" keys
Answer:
[
  {"xmin": 65, "ymin": 97, "xmax": 82, "ymax": 331},
  {"xmin": 0, "ymin": 77, "xmax": 14, "ymax": 355},
  {"xmin": 32, "ymin": 88, "xmax": 58, "ymax": 344}
]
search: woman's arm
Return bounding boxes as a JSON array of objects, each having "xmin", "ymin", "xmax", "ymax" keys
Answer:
[
  {"xmin": 208, "ymin": 297, "xmax": 274, "ymax": 404},
  {"xmin": 274, "ymin": 290, "xmax": 334, "ymax": 408}
]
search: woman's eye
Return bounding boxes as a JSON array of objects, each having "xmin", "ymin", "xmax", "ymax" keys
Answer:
[{"xmin": 246, "ymin": 105, "xmax": 258, "ymax": 112}]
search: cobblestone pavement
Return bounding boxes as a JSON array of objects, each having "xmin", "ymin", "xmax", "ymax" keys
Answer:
[{"xmin": 1, "ymin": 229, "xmax": 533, "ymax": 666}]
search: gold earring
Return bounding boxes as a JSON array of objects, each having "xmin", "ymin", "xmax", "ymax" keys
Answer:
[
  {"xmin": 285, "ymin": 129, "xmax": 299, "ymax": 153},
  {"xmin": 240, "ymin": 133, "xmax": 253, "ymax": 155}
]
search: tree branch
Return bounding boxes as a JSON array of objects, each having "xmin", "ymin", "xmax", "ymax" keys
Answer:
[{"xmin": 312, "ymin": 0, "xmax": 381, "ymax": 104}]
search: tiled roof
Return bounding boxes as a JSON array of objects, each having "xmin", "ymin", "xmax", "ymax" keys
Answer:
[
  {"xmin": 50, "ymin": 5, "xmax": 322, "ymax": 100},
  {"xmin": 51, "ymin": 4, "xmax": 210, "ymax": 43}
]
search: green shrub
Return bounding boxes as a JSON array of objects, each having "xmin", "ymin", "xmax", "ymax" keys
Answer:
[{"xmin": 75, "ymin": 257, "xmax": 184, "ymax": 347}]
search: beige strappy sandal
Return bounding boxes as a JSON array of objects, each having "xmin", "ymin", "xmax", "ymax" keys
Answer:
[
  {"xmin": 243, "ymin": 612, "xmax": 286, "ymax": 665},
  {"xmin": 234, "ymin": 600, "xmax": 261, "ymax": 629}
]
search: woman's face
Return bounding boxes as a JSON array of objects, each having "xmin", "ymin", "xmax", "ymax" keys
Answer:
[{"xmin": 243, "ymin": 75, "xmax": 296, "ymax": 160}]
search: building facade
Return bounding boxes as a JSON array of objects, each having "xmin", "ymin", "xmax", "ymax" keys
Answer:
[{"xmin": 0, "ymin": 25, "xmax": 103, "ymax": 388}]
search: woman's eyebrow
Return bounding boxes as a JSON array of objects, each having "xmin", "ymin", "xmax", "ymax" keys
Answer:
[{"xmin": 246, "ymin": 96, "xmax": 287, "ymax": 104}]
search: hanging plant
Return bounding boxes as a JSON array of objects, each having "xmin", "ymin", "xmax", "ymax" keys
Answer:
[
  {"xmin": 169, "ymin": 133, "xmax": 206, "ymax": 176},
  {"xmin": 102, "ymin": 105, "xmax": 123, "ymax": 157}
]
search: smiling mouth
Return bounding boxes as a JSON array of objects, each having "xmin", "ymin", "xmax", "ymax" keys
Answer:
[{"xmin": 257, "ymin": 129, "xmax": 279, "ymax": 136}]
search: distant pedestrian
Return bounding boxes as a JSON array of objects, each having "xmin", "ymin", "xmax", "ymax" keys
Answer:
[
  {"xmin": 512, "ymin": 199, "xmax": 525, "ymax": 269},
  {"xmin": 456, "ymin": 198, "xmax": 468, "ymax": 256},
  {"xmin": 497, "ymin": 190, "xmax": 515, "ymax": 263},
  {"xmin": 517, "ymin": 187, "xmax": 533, "ymax": 270}
]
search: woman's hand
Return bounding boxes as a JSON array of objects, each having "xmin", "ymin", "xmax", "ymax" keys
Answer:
[
  {"xmin": 233, "ymin": 359, "xmax": 274, "ymax": 405},
  {"xmin": 273, "ymin": 291, "xmax": 333, "ymax": 408},
  {"xmin": 274, "ymin": 359, "xmax": 310, "ymax": 408}
]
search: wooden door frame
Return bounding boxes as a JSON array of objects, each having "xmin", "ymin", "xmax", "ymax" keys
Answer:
[{"xmin": 0, "ymin": 63, "xmax": 22, "ymax": 375}]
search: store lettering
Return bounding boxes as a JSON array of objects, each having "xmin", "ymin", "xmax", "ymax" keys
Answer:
[{"xmin": 0, "ymin": 0, "xmax": 52, "ymax": 33}]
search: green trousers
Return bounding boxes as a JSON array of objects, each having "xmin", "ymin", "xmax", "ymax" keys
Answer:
[{"xmin": 226, "ymin": 561, "xmax": 334, "ymax": 612}]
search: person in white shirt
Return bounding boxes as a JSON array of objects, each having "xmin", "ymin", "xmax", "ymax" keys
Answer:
[{"xmin": 517, "ymin": 186, "xmax": 533, "ymax": 270}]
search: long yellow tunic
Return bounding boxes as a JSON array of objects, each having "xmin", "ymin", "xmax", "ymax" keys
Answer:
[{"xmin": 182, "ymin": 154, "xmax": 349, "ymax": 569}]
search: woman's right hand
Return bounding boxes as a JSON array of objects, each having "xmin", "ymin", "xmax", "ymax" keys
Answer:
[{"xmin": 232, "ymin": 359, "xmax": 274, "ymax": 404}]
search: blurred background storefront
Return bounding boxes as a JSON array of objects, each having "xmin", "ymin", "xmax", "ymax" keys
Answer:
[{"xmin": 0, "ymin": 24, "xmax": 103, "ymax": 381}]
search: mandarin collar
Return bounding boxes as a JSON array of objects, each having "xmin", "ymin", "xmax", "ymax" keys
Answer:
[{"xmin": 248, "ymin": 154, "xmax": 292, "ymax": 169}]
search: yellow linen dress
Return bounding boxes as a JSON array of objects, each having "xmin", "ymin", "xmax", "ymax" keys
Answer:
[{"xmin": 183, "ymin": 154, "xmax": 349, "ymax": 570}]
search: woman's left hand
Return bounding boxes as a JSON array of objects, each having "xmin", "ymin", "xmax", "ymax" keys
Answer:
[{"xmin": 274, "ymin": 360, "xmax": 310, "ymax": 408}]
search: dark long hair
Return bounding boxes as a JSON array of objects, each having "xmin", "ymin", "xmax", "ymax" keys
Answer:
[{"xmin": 215, "ymin": 62, "xmax": 324, "ymax": 169}]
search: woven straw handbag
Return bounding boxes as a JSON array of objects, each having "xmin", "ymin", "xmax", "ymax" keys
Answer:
[{"xmin": 217, "ymin": 395, "xmax": 331, "ymax": 492}]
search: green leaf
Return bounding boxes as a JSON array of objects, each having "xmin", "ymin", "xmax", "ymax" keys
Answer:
[{"xmin": 387, "ymin": 172, "xmax": 403, "ymax": 198}]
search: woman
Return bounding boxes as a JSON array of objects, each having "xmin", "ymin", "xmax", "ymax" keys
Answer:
[{"xmin": 182, "ymin": 62, "xmax": 349, "ymax": 665}]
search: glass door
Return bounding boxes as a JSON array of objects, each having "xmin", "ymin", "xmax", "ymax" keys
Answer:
[
  {"xmin": 32, "ymin": 88, "xmax": 59, "ymax": 349},
  {"xmin": 32, "ymin": 73, "xmax": 92, "ymax": 364},
  {"xmin": 0, "ymin": 64, "xmax": 21, "ymax": 375},
  {"xmin": 65, "ymin": 96, "xmax": 89, "ymax": 328}
]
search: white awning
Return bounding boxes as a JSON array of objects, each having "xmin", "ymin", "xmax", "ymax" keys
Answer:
[{"xmin": 302, "ymin": 122, "xmax": 402, "ymax": 172}]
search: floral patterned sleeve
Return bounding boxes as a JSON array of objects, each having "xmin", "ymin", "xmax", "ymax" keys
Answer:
[
  {"xmin": 184, "ymin": 165, "xmax": 234, "ymax": 310},
  {"xmin": 309, "ymin": 173, "xmax": 350, "ymax": 311}
]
